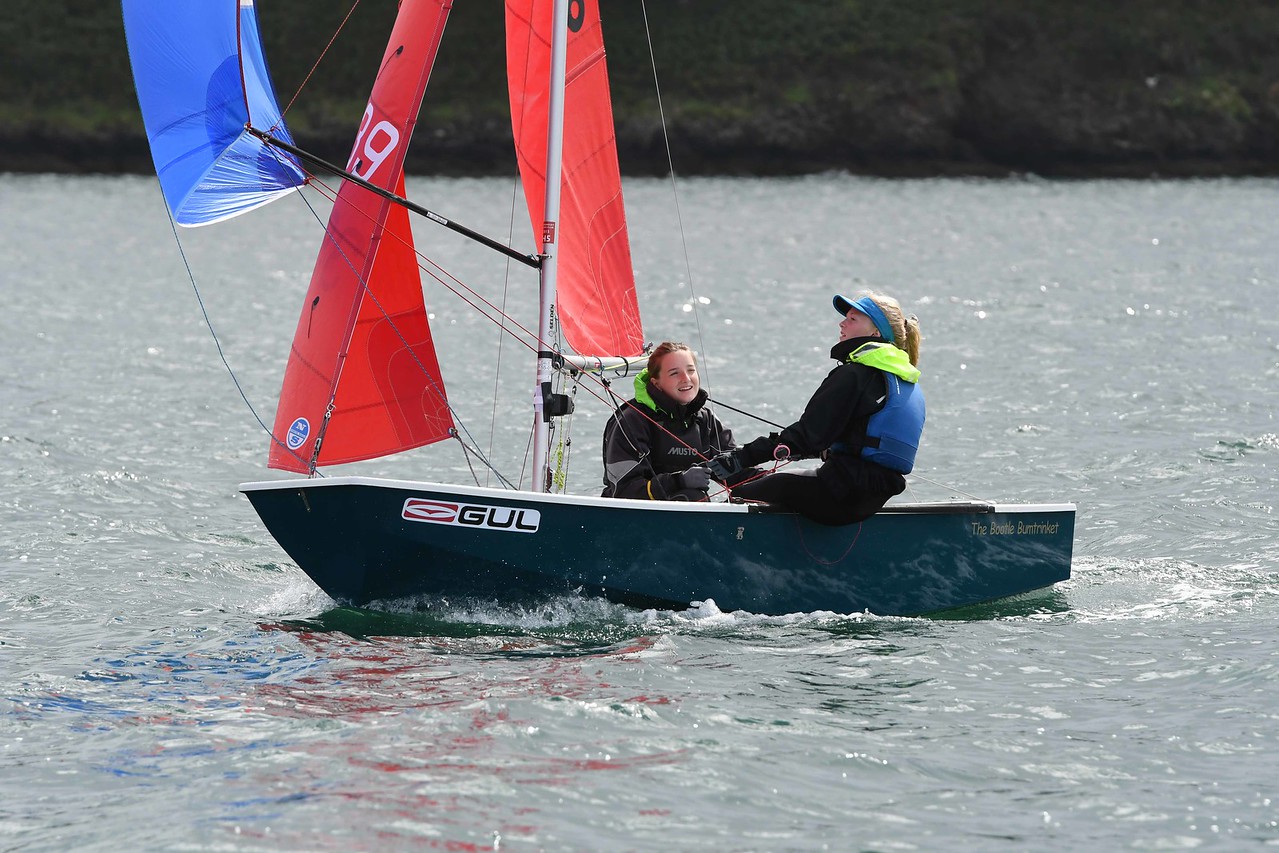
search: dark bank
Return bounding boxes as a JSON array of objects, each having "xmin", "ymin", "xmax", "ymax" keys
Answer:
[{"xmin": 5, "ymin": 0, "xmax": 1279, "ymax": 177}]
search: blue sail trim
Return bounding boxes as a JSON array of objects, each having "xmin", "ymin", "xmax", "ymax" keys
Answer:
[{"xmin": 122, "ymin": 0, "xmax": 307, "ymax": 226}]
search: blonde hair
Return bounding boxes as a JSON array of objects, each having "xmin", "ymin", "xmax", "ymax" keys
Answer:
[
  {"xmin": 646, "ymin": 341, "xmax": 694, "ymax": 378},
  {"xmin": 860, "ymin": 291, "xmax": 922, "ymax": 366}
]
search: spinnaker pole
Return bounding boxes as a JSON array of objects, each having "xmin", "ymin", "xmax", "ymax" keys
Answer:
[{"xmin": 247, "ymin": 126, "xmax": 540, "ymax": 269}]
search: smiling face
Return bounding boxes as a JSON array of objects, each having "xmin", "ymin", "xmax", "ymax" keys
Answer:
[
  {"xmin": 839, "ymin": 307, "xmax": 880, "ymax": 342},
  {"xmin": 651, "ymin": 349, "xmax": 700, "ymax": 405}
]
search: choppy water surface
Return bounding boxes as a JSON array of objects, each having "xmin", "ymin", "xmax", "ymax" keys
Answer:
[{"xmin": 3, "ymin": 174, "xmax": 1277, "ymax": 850}]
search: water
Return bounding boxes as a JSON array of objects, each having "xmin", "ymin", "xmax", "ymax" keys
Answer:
[{"xmin": 3, "ymin": 173, "xmax": 1278, "ymax": 850}]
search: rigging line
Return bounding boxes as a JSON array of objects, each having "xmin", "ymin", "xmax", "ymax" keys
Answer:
[
  {"xmin": 519, "ymin": 419, "xmax": 535, "ymax": 492},
  {"xmin": 275, "ymin": 0, "xmax": 363, "ymax": 126},
  {"xmin": 299, "ymin": 162, "xmax": 706, "ymax": 483},
  {"xmin": 154, "ymin": 186, "xmax": 317, "ymax": 475},
  {"xmin": 451, "ymin": 428, "xmax": 518, "ymax": 490},
  {"xmin": 638, "ymin": 0, "xmax": 711, "ymax": 389},
  {"xmin": 906, "ymin": 472, "xmax": 992, "ymax": 503},
  {"xmin": 300, "ymin": 170, "xmax": 543, "ymax": 357},
  {"xmin": 288, "ymin": 170, "xmax": 530, "ymax": 488},
  {"xmin": 248, "ymin": 127, "xmax": 542, "ymax": 269},
  {"xmin": 706, "ymin": 397, "xmax": 787, "ymax": 430},
  {"xmin": 287, "ymin": 180, "xmax": 508, "ymax": 481},
  {"xmin": 487, "ymin": 173, "xmax": 526, "ymax": 487},
  {"xmin": 276, "ymin": 158, "xmax": 525, "ymax": 474},
  {"xmin": 554, "ymin": 379, "xmax": 581, "ymax": 490}
]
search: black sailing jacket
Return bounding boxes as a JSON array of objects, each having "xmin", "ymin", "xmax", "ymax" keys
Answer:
[
  {"xmin": 601, "ymin": 370, "xmax": 737, "ymax": 500},
  {"xmin": 734, "ymin": 336, "xmax": 910, "ymax": 500}
]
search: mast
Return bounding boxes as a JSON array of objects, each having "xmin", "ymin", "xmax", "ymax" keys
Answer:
[{"xmin": 531, "ymin": 0, "xmax": 570, "ymax": 493}]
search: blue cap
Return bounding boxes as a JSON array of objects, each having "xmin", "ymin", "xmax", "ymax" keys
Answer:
[{"xmin": 833, "ymin": 294, "xmax": 895, "ymax": 344}]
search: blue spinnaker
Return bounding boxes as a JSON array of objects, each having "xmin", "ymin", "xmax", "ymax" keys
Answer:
[{"xmin": 122, "ymin": 0, "xmax": 307, "ymax": 226}]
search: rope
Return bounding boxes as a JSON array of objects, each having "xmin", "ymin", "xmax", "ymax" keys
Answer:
[
  {"xmin": 795, "ymin": 517, "xmax": 863, "ymax": 566},
  {"xmin": 156, "ymin": 184, "xmax": 317, "ymax": 475},
  {"xmin": 638, "ymin": 0, "xmax": 712, "ymax": 393},
  {"xmin": 904, "ymin": 472, "xmax": 990, "ymax": 502},
  {"xmin": 551, "ymin": 377, "xmax": 581, "ymax": 492},
  {"xmin": 707, "ymin": 397, "xmax": 786, "ymax": 430},
  {"xmin": 275, "ymin": 0, "xmax": 364, "ymax": 126},
  {"xmin": 486, "ymin": 175, "xmax": 526, "ymax": 487}
]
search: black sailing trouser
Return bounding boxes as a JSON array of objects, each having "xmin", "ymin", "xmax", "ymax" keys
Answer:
[{"xmin": 730, "ymin": 468, "xmax": 899, "ymax": 526}]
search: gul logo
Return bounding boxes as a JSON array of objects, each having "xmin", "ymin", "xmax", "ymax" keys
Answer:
[
  {"xmin": 286, "ymin": 417, "xmax": 310, "ymax": 450},
  {"xmin": 402, "ymin": 498, "xmax": 541, "ymax": 533}
]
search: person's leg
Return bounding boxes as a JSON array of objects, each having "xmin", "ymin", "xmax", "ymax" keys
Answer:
[
  {"xmin": 731, "ymin": 471, "xmax": 862, "ymax": 525},
  {"xmin": 732, "ymin": 469, "xmax": 901, "ymax": 525}
]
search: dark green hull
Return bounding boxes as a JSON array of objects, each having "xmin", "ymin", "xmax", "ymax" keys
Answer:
[{"xmin": 241, "ymin": 476, "xmax": 1075, "ymax": 616}]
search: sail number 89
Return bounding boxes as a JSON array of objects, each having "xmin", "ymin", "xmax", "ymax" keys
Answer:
[{"xmin": 347, "ymin": 104, "xmax": 400, "ymax": 181}]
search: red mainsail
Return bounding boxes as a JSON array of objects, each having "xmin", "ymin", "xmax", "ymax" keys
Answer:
[
  {"xmin": 506, "ymin": 0, "xmax": 644, "ymax": 357},
  {"xmin": 269, "ymin": 0, "xmax": 455, "ymax": 473}
]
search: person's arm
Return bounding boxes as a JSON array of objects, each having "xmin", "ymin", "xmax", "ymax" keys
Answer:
[
  {"xmin": 705, "ymin": 412, "xmax": 763, "ymax": 487},
  {"xmin": 602, "ymin": 407, "xmax": 695, "ymax": 499},
  {"xmin": 770, "ymin": 366, "xmax": 868, "ymax": 458},
  {"xmin": 708, "ymin": 366, "xmax": 872, "ymax": 479}
]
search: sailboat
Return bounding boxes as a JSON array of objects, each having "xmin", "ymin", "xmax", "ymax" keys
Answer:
[{"xmin": 121, "ymin": 0, "xmax": 1075, "ymax": 616}]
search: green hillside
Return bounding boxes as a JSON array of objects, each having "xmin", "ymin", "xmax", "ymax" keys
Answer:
[{"xmin": 4, "ymin": 0, "xmax": 1279, "ymax": 176}]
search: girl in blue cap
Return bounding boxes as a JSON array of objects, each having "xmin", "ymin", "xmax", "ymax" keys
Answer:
[{"xmin": 705, "ymin": 291, "xmax": 925, "ymax": 525}]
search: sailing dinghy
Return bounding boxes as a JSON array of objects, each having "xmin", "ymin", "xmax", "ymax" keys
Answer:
[{"xmin": 122, "ymin": 0, "xmax": 1075, "ymax": 616}]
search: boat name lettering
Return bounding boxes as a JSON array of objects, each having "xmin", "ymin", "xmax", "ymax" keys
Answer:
[
  {"xmin": 402, "ymin": 498, "xmax": 540, "ymax": 533},
  {"xmin": 970, "ymin": 520, "xmax": 1059, "ymax": 536}
]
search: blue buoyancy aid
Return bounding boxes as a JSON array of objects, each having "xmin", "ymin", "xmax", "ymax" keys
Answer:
[{"xmin": 845, "ymin": 343, "xmax": 926, "ymax": 474}]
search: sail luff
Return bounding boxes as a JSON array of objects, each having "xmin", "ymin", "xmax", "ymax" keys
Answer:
[{"xmin": 268, "ymin": 0, "xmax": 455, "ymax": 473}]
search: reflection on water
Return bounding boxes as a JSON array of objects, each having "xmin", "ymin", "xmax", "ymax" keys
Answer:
[
  {"xmin": 4, "ymin": 174, "xmax": 1279, "ymax": 850},
  {"xmin": 927, "ymin": 587, "xmax": 1072, "ymax": 621}
]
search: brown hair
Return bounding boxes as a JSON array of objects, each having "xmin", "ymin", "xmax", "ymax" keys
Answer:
[
  {"xmin": 646, "ymin": 341, "xmax": 695, "ymax": 379},
  {"xmin": 861, "ymin": 291, "xmax": 922, "ymax": 366}
]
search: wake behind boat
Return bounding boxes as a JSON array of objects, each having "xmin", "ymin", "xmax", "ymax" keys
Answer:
[{"xmin": 122, "ymin": 0, "xmax": 1074, "ymax": 617}]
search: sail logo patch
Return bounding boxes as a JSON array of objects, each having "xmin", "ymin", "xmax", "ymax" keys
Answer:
[
  {"xmin": 401, "ymin": 498, "xmax": 540, "ymax": 534},
  {"xmin": 286, "ymin": 417, "xmax": 310, "ymax": 450}
]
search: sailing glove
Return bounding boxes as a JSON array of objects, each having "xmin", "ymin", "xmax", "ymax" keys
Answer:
[
  {"xmin": 705, "ymin": 451, "xmax": 743, "ymax": 483},
  {"xmin": 681, "ymin": 465, "xmax": 712, "ymax": 491}
]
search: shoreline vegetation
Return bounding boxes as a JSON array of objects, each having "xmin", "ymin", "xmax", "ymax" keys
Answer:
[{"xmin": 5, "ymin": 2, "xmax": 1279, "ymax": 178}]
